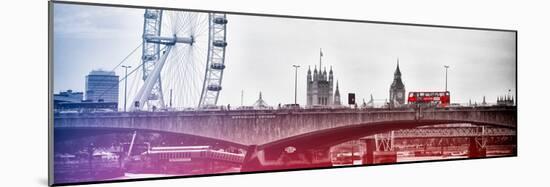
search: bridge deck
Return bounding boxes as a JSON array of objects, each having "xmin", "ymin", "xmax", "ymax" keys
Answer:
[{"xmin": 54, "ymin": 106, "xmax": 517, "ymax": 145}]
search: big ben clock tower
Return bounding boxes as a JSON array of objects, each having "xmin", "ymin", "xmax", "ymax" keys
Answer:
[{"xmin": 389, "ymin": 60, "xmax": 406, "ymax": 107}]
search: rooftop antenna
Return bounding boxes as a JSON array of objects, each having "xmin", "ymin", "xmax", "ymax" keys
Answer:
[{"xmin": 319, "ymin": 48, "xmax": 323, "ymax": 69}]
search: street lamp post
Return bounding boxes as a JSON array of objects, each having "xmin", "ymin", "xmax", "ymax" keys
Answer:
[
  {"xmin": 444, "ymin": 65, "xmax": 450, "ymax": 92},
  {"xmin": 292, "ymin": 65, "xmax": 300, "ymax": 104},
  {"xmin": 122, "ymin": 65, "xmax": 132, "ymax": 112},
  {"xmin": 169, "ymin": 89, "xmax": 173, "ymax": 108}
]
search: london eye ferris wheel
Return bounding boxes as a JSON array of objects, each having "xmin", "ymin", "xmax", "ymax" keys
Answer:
[{"xmin": 131, "ymin": 9, "xmax": 228, "ymax": 111}]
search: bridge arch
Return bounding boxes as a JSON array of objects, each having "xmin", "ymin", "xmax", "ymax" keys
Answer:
[
  {"xmin": 260, "ymin": 119, "xmax": 514, "ymax": 151},
  {"xmin": 54, "ymin": 126, "xmax": 248, "ymax": 150},
  {"xmin": 242, "ymin": 119, "xmax": 515, "ymax": 172}
]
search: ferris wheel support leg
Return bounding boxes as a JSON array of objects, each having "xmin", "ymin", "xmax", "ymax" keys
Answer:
[
  {"xmin": 156, "ymin": 75, "xmax": 166, "ymax": 108},
  {"xmin": 132, "ymin": 46, "xmax": 173, "ymax": 111}
]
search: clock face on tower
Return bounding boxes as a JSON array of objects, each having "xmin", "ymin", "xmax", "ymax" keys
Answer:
[{"xmin": 397, "ymin": 92, "xmax": 404, "ymax": 99}]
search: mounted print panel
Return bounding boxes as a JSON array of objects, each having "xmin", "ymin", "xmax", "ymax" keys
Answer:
[{"xmin": 49, "ymin": 1, "xmax": 517, "ymax": 186}]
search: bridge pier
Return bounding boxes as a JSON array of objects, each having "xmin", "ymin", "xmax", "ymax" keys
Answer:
[
  {"xmin": 241, "ymin": 145, "xmax": 333, "ymax": 172},
  {"xmin": 362, "ymin": 138, "xmax": 397, "ymax": 165},
  {"xmin": 309, "ymin": 148, "xmax": 333, "ymax": 168},
  {"xmin": 372, "ymin": 151, "xmax": 397, "ymax": 164},
  {"xmin": 241, "ymin": 145, "xmax": 262, "ymax": 172},
  {"xmin": 468, "ymin": 136, "xmax": 487, "ymax": 158},
  {"xmin": 363, "ymin": 139, "xmax": 375, "ymax": 165}
]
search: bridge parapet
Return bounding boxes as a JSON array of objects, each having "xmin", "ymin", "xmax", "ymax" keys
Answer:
[{"xmin": 420, "ymin": 108, "xmax": 516, "ymax": 128}]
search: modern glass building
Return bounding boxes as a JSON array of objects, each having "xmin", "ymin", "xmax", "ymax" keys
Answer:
[{"xmin": 85, "ymin": 70, "xmax": 119, "ymax": 103}]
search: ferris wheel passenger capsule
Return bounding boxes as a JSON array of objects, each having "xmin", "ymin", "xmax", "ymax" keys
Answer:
[
  {"xmin": 213, "ymin": 40, "xmax": 227, "ymax": 47},
  {"xmin": 210, "ymin": 63, "xmax": 226, "ymax": 70},
  {"xmin": 213, "ymin": 17, "xmax": 228, "ymax": 24},
  {"xmin": 207, "ymin": 84, "xmax": 222, "ymax": 91}
]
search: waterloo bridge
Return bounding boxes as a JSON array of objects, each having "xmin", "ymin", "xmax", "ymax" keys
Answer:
[{"xmin": 54, "ymin": 106, "xmax": 516, "ymax": 171}]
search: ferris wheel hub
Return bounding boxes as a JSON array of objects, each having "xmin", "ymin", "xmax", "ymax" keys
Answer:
[{"xmin": 144, "ymin": 35, "xmax": 194, "ymax": 45}]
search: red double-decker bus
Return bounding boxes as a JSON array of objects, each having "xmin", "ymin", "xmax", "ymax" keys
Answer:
[{"xmin": 408, "ymin": 91, "xmax": 450, "ymax": 107}]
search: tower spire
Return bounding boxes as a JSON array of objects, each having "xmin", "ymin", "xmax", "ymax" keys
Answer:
[
  {"xmin": 394, "ymin": 58, "xmax": 401, "ymax": 76},
  {"xmin": 333, "ymin": 80, "xmax": 341, "ymax": 106}
]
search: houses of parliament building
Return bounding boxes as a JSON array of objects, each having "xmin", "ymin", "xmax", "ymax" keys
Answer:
[
  {"xmin": 306, "ymin": 51, "xmax": 405, "ymax": 108},
  {"xmin": 306, "ymin": 49, "xmax": 341, "ymax": 106}
]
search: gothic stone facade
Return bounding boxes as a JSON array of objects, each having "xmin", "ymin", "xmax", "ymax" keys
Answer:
[{"xmin": 307, "ymin": 66, "xmax": 341, "ymax": 106}]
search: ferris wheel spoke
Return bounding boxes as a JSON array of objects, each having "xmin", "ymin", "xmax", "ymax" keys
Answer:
[
  {"xmin": 179, "ymin": 13, "xmax": 193, "ymax": 34},
  {"xmin": 192, "ymin": 45, "xmax": 208, "ymax": 71},
  {"xmin": 190, "ymin": 14, "xmax": 198, "ymax": 35},
  {"xmin": 169, "ymin": 13, "xmax": 176, "ymax": 34},
  {"xmin": 177, "ymin": 47, "xmax": 199, "ymax": 104},
  {"xmin": 168, "ymin": 48, "xmax": 189, "ymax": 105},
  {"xmin": 174, "ymin": 14, "xmax": 185, "ymax": 35},
  {"xmin": 181, "ymin": 57, "xmax": 198, "ymax": 105},
  {"xmin": 194, "ymin": 24, "xmax": 209, "ymax": 39},
  {"xmin": 161, "ymin": 14, "xmax": 172, "ymax": 35},
  {"xmin": 194, "ymin": 16, "xmax": 209, "ymax": 37},
  {"xmin": 175, "ymin": 13, "xmax": 189, "ymax": 35}
]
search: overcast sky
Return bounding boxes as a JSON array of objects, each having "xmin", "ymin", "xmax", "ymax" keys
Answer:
[{"xmin": 53, "ymin": 3, "xmax": 516, "ymax": 108}]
